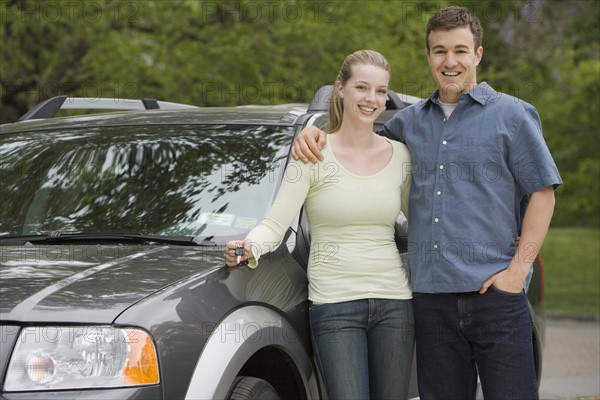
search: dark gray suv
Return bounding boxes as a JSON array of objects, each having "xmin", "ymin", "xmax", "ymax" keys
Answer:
[{"xmin": 0, "ymin": 89, "xmax": 544, "ymax": 399}]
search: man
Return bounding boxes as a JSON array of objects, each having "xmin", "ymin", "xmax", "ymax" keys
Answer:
[{"xmin": 291, "ymin": 6, "xmax": 562, "ymax": 400}]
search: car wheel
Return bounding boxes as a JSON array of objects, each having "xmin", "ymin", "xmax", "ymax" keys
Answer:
[{"xmin": 226, "ymin": 376, "xmax": 280, "ymax": 400}]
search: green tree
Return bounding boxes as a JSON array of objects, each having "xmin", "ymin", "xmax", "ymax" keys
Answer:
[{"xmin": 2, "ymin": 0, "xmax": 598, "ymax": 226}]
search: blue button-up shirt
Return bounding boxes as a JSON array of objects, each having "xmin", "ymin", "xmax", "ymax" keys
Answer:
[{"xmin": 382, "ymin": 82, "xmax": 562, "ymax": 293}]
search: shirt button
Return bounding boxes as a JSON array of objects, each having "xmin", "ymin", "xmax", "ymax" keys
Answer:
[
  {"xmin": 434, "ymin": 218, "xmax": 439, "ymax": 222},
  {"xmin": 439, "ymin": 165, "xmax": 444, "ymax": 170},
  {"xmin": 433, "ymin": 244, "xmax": 439, "ymax": 249},
  {"xmin": 442, "ymin": 140, "xmax": 448, "ymax": 145},
  {"xmin": 437, "ymin": 191, "xmax": 442, "ymax": 195}
]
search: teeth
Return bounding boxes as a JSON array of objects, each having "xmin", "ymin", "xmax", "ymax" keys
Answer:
[
  {"xmin": 358, "ymin": 105, "xmax": 375, "ymax": 112},
  {"xmin": 443, "ymin": 72, "xmax": 459, "ymax": 76}
]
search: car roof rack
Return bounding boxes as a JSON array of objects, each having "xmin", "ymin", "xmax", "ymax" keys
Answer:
[
  {"xmin": 18, "ymin": 96, "xmax": 199, "ymax": 121},
  {"xmin": 307, "ymin": 85, "xmax": 421, "ymax": 113}
]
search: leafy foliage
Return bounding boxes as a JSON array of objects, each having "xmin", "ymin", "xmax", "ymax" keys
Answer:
[{"xmin": 1, "ymin": 0, "xmax": 598, "ymax": 225}]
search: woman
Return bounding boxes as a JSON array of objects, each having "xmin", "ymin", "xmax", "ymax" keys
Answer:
[{"xmin": 225, "ymin": 50, "xmax": 414, "ymax": 399}]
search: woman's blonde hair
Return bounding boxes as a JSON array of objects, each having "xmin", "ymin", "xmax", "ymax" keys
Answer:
[{"xmin": 326, "ymin": 50, "xmax": 390, "ymax": 133}]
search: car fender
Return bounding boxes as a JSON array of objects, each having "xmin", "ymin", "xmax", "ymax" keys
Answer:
[{"xmin": 184, "ymin": 304, "xmax": 320, "ymax": 399}]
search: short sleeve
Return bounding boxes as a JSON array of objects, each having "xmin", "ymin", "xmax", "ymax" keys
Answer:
[{"xmin": 509, "ymin": 104, "xmax": 562, "ymax": 194}]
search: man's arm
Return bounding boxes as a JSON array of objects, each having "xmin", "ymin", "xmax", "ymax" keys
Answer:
[
  {"xmin": 291, "ymin": 126, "xmax": 327, "ymax": 163},
  {"xmin": 479, "ymin": 185, "xmax": 556, "ymax": 294}
]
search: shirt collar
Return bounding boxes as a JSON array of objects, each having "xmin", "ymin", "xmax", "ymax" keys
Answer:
[{"xmin": 427, "ymin": 82, "xmax": 496, "ymax": 107}]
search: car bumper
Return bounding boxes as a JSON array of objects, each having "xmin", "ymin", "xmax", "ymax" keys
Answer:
[{"xmin": 1, "ymin": 385, "xmax": 162, "ymax": 400}]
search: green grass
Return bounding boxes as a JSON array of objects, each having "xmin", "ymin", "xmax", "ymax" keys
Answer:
[{"xmin": 541, "ymin": 227, "xmax": 600, "ymax": 315}]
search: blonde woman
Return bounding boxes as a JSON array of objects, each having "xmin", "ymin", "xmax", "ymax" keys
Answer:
[{"xmin": 225, "ymin": 50, "xmax": 413, "ymax": 399}]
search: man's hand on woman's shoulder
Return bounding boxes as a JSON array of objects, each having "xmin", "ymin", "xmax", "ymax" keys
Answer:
[{"xmin": 291, "ymin": 126, "xmax": 327, "ymax": 163}]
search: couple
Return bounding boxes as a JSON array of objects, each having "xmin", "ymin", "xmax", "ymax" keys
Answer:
[{"xmin": 225, "ymin": 6, "xmax": 562, "ymax": 400}]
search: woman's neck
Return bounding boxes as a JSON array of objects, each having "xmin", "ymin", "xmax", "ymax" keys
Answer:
[{"xmin": 333, "ymin": 120, "xmax": 377, "ymax": 147}]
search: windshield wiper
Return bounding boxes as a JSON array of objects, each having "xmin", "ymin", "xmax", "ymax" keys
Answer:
[{"xmin": 0, "ymin": 233, "xmax": 212, "ymax": 246}]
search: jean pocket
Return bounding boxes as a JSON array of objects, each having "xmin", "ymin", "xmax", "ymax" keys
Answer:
[{"xmin": 488, "ymin": 285, "xmax": 524, "ymax": 297}]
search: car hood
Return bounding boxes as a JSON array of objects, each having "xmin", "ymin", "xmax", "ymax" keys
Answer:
[{"xmin": 0, "ymin": 244, "xmax": 224, "ymax": 323}]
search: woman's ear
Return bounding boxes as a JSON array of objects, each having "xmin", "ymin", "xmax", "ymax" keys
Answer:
[{"xmin": 335, "ymin": 80, "xmax": 344, "ymax": 99}]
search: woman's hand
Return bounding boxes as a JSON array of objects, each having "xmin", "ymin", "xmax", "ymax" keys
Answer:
[{"xmin": 224, "ymin": 239, "xmax": 252, "ymax": 267}]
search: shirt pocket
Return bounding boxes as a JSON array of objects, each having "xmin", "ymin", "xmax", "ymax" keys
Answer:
[{"xmin": 456, "ymin": 137, "xmax": 506, "ymax": 185}]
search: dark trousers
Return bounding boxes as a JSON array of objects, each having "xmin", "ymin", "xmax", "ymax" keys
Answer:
[{"xmin": 413, "ymin": 288, "xmax": 539, "ymax": 400}]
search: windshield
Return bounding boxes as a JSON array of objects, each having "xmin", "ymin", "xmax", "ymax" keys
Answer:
[{"xmin": 0, "ymin": 124, "xmax": 293, "ymax": 238}]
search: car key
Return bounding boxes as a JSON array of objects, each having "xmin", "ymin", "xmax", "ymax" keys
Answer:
[{"xmin": 235, "ymin": 244, "xmax": 245, "ymax": 264}]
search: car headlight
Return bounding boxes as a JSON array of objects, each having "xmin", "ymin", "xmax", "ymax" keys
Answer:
[{"xmin": 4, "ymin": 326, "xmax": 159, "ymax": 391}]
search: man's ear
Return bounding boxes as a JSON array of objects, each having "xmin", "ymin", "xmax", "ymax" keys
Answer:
[
  {"xmin": 425, "ymin": 47, "xmax": 433, "ymax": 68},
  {"xmin": 475, "ymin": 46, "xmax": 483, "ymax": 65}
]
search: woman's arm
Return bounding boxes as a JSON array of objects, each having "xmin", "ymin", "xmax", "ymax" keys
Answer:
[{"xmin": 225, "ymin": 159, "xmax": 312, "ymax": 268}]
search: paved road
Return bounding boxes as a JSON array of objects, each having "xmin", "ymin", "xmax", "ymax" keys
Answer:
[{"xmin": 539, "ymin": 317, "xmax": 600, "ymax": 400}]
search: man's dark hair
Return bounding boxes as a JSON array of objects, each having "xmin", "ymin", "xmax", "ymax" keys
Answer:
[{"xmin": 426, "ymin": 6, "xmax": 484, "ymax": 51}]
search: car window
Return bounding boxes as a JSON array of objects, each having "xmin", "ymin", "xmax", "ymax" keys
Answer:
[{"xmin": 0, "ymin": 124, "xmax": 293, "ymax": 238}]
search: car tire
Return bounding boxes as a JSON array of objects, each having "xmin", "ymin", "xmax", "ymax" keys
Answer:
[{"xmin": 226, "ymin": 376, "xmax": 280, "ymax": 400}]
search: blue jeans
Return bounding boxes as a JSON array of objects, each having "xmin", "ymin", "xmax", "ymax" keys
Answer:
[
  {"xmin": 413, "ymin": 288, "xmax": 539, "ymax": 400},
  {"xmin": 309, "ymin": 298, "xmax": 414, "ymax": 400}
]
